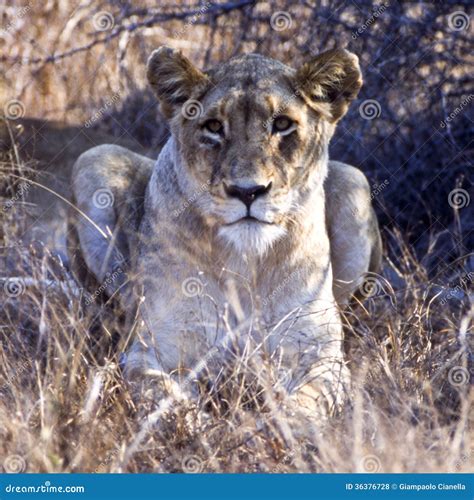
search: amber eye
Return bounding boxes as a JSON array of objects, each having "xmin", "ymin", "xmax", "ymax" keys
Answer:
[
  {"xmin": 203, "ymin": 119, "xmax": 223, "ymax": 134},
  {"xmin": 272, "ymin": 116, "xmax": 294, "ymax": 134}
]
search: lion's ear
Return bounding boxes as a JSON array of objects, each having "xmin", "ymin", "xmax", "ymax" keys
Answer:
[
  {"xmin": 147, "ymin": 47, "xmax": 209, "ymax": 119},
  {"xmin": 294, "ymin": 48, "xmax": 362, "ymax": 123}
]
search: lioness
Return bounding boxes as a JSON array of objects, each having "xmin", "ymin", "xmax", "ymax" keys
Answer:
[{"xmin": 70, "ymin": 47, "xmax": 381, "ymax": 417}]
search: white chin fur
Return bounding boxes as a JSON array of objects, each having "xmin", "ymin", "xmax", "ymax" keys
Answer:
[{"xmin": 218, "ymin": 221, "xmax": 286, "ymax": 256}]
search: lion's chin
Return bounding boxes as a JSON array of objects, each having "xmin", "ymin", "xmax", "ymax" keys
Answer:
[{"xmin": 218, "ymin": 220, "xmax": 287, "ymax": 256}]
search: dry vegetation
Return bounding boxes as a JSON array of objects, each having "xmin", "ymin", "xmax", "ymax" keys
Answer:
[{"xmin": 0, "ymin": 0, "xmax": 472, "ymax": 473}]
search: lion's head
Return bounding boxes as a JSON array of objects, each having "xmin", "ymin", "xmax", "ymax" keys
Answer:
[{"xmin": 147, "ymin": 47, "xmax": 362, "ymax": 255}]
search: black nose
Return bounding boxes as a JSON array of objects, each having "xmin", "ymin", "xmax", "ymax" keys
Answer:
[{"xmin": 224, "ymin": 182, "xmax": 272, "ymax": 208}]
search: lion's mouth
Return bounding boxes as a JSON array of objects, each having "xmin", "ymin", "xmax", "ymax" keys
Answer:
[{"xmin": 227, "ymin": 216, "xmax": 272, "ymax": 226}]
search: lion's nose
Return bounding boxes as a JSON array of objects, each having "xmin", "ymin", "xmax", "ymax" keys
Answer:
[{"xmin": 224, "ymin": 182, "xmax": 272, "ymax": 209}]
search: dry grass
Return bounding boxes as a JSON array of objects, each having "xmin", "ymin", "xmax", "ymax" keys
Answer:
[{"xmin": 0, "ymin": 0, "xmax": 473, "ymax": 474}]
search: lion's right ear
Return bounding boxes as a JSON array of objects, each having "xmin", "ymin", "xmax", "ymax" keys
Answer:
[
  {"xmin": 294, "ymin": 48, "xmax": 362, "ymax": 123},
  {"xmin": 147, "ymin": 47, "xmax": 210, "ymax": 119}
]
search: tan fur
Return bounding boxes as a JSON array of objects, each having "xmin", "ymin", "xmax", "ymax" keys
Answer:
[{"xmin": 69, "ymin": 47, "xmax": 381, "ymax": 419}]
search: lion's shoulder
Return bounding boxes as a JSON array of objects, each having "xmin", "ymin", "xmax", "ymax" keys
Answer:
[
  {"xmin": 325, "ymin": 160, "xmax": 372, "ymax": 224},
  {"xmin": 72, "ymin": 144, "xmax": 154, "ymax": 207},
  {"xmin": 326, "ymin": 161, "xmax": 371, "ymax": 196}
]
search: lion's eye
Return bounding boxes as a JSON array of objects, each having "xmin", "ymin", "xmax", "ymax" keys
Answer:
[
  {"xmin": 203, "ymin": 119, "xmax": 223, "ymax": 134},
  {"xmin": 272, "ymin": 116, "xmax": 294, "ymax": 134}
]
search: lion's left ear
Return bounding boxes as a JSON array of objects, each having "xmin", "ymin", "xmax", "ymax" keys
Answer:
[
  {"xmin": 147, "ymin": 46, "xmax": 210, "ymax": 119},
  {"xmin": 294, "ymin": 48, "xmax": 362, "ymax": 123}
]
